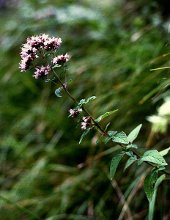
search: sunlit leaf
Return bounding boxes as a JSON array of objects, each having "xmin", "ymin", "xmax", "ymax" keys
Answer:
[
  {"xmin": 127, "ymin": 124, "xmax": 142, "ymax": 143},
  {"xmin": 159, "ymin": 147, "xmax": 170, "ymax": 156},
  {"xmin": 141, "ymin": 150, "xmax": 167, "ymax": 166},
  {"xmin": 111, "ymin": 131, "xmax": 129, "ymax": 145}
]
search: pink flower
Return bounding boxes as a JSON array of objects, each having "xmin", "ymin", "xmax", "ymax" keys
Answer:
[
  {"xmin": 43, "ymin": 37, "xmax": 62, "ymax": 50},
  {"xmin": 33, "ymin": 65, "xmax": 51, "ymax": 79},
  {"xmin": 19, "ymin": 34, "xmax": 68, "ymax": 79},
  {"xmin": 69, "ymin": 108, "xmax": 82, "ymax": 118},
  {"xmin": 81, "ymin": 116, "xmax": 92, "ymax": 130},
  {"xmin": 19, "ymin": 55, "xmax": 34, "ymax": 72},
  {"xmin": 52, "ymin": 54, "xmax": 70, "ymax": 66}
]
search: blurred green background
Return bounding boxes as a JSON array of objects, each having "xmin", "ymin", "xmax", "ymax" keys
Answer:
[{"xmin": 0, "ymin": 0, "xmax": 170, "ymax": 219}]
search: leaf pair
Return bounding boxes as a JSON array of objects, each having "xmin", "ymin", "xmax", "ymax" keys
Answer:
[{"xmin": 108, "ymin": 124, "xmax": 142, "ymax": 146}]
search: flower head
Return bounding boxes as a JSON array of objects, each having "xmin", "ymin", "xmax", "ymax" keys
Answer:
[
  {"xmin": 19, "ymin": 34, "xmax": 69, "ymax": 80},
  {"xmin": 81, "ymin": 116, "xmax": 92, "ymax": 130},
  {"xmin": 52, "ymin": 54, "xmax": 70, "ymax": 66},
  {"xmin": 69, "ymin": 108, "xmax": 82, "ymax": 118},
  {"xmin": 43, "ymin": 36, "xmax": 62, "ymax": 50},
  {"xmin": 33, "ymin": 65, "xmax": 51, "ymax": 79}
]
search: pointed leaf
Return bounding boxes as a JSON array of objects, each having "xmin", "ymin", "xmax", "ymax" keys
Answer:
[
  {"xmin": 141, "ymin": 150, "xmax": 167, "ymax": 166},
  {"xmin": 160, "ymin": 147, "xmax": 170, "ymax": 156},
  {"xmin": 79, "ymin": 128, "xmax": 91, "ymax": 144},
  {"xmin": 148, "ymin": 174, "xmax": 165, "ymax": 220},
  {"xmin": 144, "ymin": 169, "xmax": 158, "ymax": 202},
  {"xmin": 110, "ymin": 151, "xmax": 125, "ymax": 180},
  {"xmin": 111, "ymin": 131, "xmax": 129, "ymax": 145},
  {"xmin": 124, "ymin": 156, "xmax": 137, "ymax": 171},
  {"xmin": 127, "ymin": 124, "xmax": 142, "ymax": 143},
  {"xmin": 95, "ymin": 110, "xmax": 118, "ymax": 123}
]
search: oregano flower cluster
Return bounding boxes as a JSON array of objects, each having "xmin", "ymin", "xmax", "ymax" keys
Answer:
[
  {"xmin": 19, "ymin": 34, "xmax": 70, "ymax": 79},
  {"xmin": 19, "ymin": 34, "xmax": 93, "ymax": 131}
]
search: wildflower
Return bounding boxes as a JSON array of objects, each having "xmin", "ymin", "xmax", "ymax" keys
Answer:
[
  {"xmin": 19, "ymin": 34, "xmax": 62, "ymax": 70},
  {"xmin": 81, "ymin": 116, "xmax": 92, "ymax": 130},
  {"xmin": 69, "ymin": 108, "xmax": 82, "ymax": 118},
  {"xmin": 33, "ymin": 65, "xmax": 51, "ymax": 79},
  {"xmin": 43, "ymin": 36, "xmax": 62, "ymax": 50},
  {"xmin": 19, "ymin": 34, "xmax": 68, "ymax": 80},
  {"xmin": 52, "ymin": 54, "xmax": 70, "ymax": 66},
  {"xmin": 19, "ymin": 43, "xmax": 37, "ymax": 72},
  {"xmin": 19, "ymin": 55, "xmax": 34, "ymax": 72}
]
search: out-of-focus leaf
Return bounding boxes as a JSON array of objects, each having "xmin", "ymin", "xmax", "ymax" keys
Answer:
[
  {"xmin": 79, "ymin": 128, "xmax": 91, "ymax": 144},
  {"xmin": 95, "ymin": 109, "xmax": 118, "ymax": 123},
  {"xmin": 78, "ymin": 96, "xmax": 96, "ymax": 107},
  {"xmin": 55, "ymin": 87, "xmax": 62, "ymax": 98}
]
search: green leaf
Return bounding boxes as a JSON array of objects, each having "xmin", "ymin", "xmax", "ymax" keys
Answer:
[
  {"xmin": 104, "ymin": 122, "xmax": 111, "ymax": 132},
  {"xmin": 108, "ymin": 131, "xmax": 117, "ymax": 137},
  {"xmin": 95, "ymin": 110, "xmax": 118, "ymax": 123},
  {"xmin": 155, "ymin": 174, "xmax": 165, "ymax": 188},
  {"xmin": 55, "ymin": 87, "xmax": 62, "ymax": 98},
  {"xmin": 141, "ymin": 150, "xmax": 167, "ymax": 166},
  {"xmin": 127, "ymin": 124, "xmax": 142, "ymax": 143},
  {"xmin": 124, "ymin": 156, "xmax": 137, "ymax": 171},
  {"xmin": 148, "ymin": 174, "xmax": 165, "ymax": 220},
  {"xmin": 111, "ymin": 131, "xmax": 129, "ymax": 145},
  {"xmin": 110, "ymin": 151, "xmax": 125, "ymax": 180},
  {"xmin": 144, "ymin": 169, "xmax": 158, "ymax": 202},
  {"xmin": 160, "ymin": 147, "xmax": 170, "ymax": 156},
  {"xmin": 79, "ymin": 128, "xmax": 91, "ymax": 144},
  {"xmin": 78, "ymin": 96, "xmax": 96, "ymax": 107}
]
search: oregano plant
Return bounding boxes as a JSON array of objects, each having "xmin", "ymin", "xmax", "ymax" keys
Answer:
[{"xmin": 19, "ymin": 34, "xmax": 170, "ymax": 220}]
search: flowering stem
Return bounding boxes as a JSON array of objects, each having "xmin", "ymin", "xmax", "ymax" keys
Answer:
[
  {"xmin": 52, "ymin": 69, "xmax": 107, "ymax": 136},
  {"xmin": 52, "ymin": 69, "xmax": 170, "ymax": 176}
]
